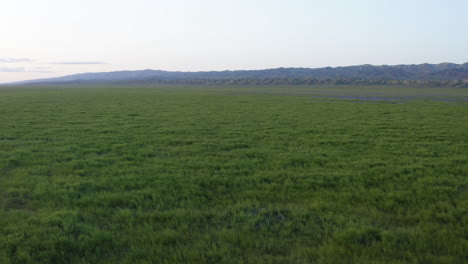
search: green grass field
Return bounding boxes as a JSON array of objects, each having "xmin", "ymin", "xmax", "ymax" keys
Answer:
[{"xmin": 1, "ymin": 85, "xmax": 467, "ymax": 263}]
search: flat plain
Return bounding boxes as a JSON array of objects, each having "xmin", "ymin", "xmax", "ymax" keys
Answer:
[{"xmin": 0, "ymin": 85, "xmax": 467, "ymax": 263}]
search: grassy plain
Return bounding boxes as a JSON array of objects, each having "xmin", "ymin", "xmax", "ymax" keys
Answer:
[{"xmin": 0, "ymin": 85, "xmax": 467, "ymax": 263}]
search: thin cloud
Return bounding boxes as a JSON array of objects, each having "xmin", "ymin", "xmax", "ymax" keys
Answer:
[
  {"xmin": 0, "ymin": 58, "xmax": 32, "ymax": 63},
  {"xmin": 30, "ymin": 69, "xmax": 55, "ymax": 73},
  {"xmin": 51, "ymin": 61, "xmax": 106, "ymax": 65},
  {"xmin": 0, "ymin": 67, "xmax": 53, "ymax": 73},
  {"xmin": 0, "ymin": 67, "xmax": 26, "ymax": 72}
]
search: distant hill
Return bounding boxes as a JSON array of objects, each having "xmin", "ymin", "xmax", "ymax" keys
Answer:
[{"xmin": 10, "ymin": 62, "xmax": 468, "ymax": 86}]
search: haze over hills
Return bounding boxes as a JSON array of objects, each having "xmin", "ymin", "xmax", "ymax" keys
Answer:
[{"xmin": 8, "ymin": 62, "xmax": 468, "ymax": 86}]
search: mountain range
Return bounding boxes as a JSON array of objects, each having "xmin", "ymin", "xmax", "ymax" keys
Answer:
[{"xmin": 10, "ymin": 62, "xmax": 468, "ymax": 85}]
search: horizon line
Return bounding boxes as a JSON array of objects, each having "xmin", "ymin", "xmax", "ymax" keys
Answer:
[{"xmin": 1, "ymin": 61, "xmax": 467, "ymax": 85}]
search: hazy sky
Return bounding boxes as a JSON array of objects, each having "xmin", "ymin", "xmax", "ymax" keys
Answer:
[{"xmin": 1, "ymin": 0, "xmax": 467, "ymax": 83}]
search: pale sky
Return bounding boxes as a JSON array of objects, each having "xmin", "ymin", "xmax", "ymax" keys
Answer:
[{"xmin": 1, "ymin": 0, "xmax": 467, "ymax": 83}]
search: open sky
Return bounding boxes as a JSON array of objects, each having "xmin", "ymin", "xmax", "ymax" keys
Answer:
[{"xmin": 1, "ymin": 0, "xmax": 467, "ymax": 83}]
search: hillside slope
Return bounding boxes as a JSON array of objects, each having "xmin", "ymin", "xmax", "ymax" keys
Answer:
[{"xmin": 11, "ymin": 62, "xmax": 468, "ymax": 85}]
